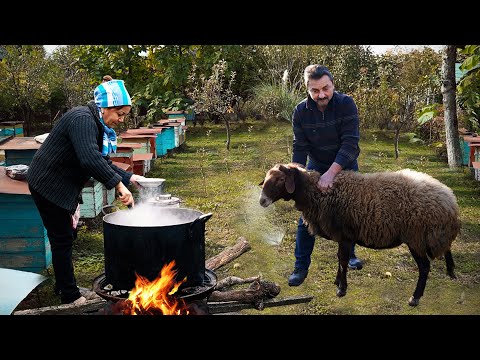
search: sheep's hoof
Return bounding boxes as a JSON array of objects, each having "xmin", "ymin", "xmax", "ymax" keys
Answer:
[
  {"xmin": 408, "ymin": 296, "xmax": 419, "ymax": 306},
  {"xmin": 336, "ymin": 288, "xmax": 346, "ymax": 297},
  {"xmin": 447, "ymin": 270, "xmax": 457, "ymax": 279}
]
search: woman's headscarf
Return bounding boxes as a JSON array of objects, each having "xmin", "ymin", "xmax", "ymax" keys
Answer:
[
  {"xmin": 94, "ymin": 79, "xmax": 132, "ymax": 108},
  {"xmin": 93, "ymin": 79, "xmax": 132, "ymax": 156}
]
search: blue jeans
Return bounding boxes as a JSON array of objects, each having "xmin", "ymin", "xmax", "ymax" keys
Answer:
[
  {"xmin": 294, "ymin": 217, "xmax": 357, "ymax": 270},
  {"xmin": 293, "ymin": 159, "xmax": 358, "ymax": 270}
]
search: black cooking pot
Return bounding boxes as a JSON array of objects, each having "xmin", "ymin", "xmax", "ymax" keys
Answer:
[{"xmin": 102, "ymin": 206, "xmax": 212, "ymax": 291}]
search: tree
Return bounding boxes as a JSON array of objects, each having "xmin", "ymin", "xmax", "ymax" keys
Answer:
[
  {"xmin": 457, "ymin": 45, "xmax": 480, "ymax": 132},
  {"xmin": 49, "ymin": 46, "xmax": 92, "ymax": 111},
  {"xmin": 441, "ymin": 45, "xmax": 463, "ymax": 168},
  {"xmin": 0, "ymin": 45, "xmax": 50, "ymax": 135},
  {"xmin": 188, "ymin": 59, "xmax": 240, "ymax": 150}
]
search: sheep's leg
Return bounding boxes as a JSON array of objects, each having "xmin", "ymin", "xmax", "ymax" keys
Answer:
[
  {"xmin": 408, "ymin": 247, "xmax": 431, "ymax": 306},
  {"xmin": 335, "ymin": 242, "xmax": 351, "ymax": 297},
  {"xmin": 444, "ymin": 250, "xmax": 457, "ymax": 279}
]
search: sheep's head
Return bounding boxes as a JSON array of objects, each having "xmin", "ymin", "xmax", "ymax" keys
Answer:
[{"xmin": 259, "ymin": 163, "xmax": 303, "ymax": 207}]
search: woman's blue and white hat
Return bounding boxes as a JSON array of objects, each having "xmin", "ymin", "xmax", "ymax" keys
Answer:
[{"xmin": 94, "ymin": 79, "xmax": 132, "ymax": 108}]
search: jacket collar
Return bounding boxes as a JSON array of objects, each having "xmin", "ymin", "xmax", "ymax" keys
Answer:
[
  {"xmin": 87, "ymin": 101, "xmax": 101, "ymax": 122},
  {"xmin": 305, "ymin": 92, "xmax": 337, "ymax": 111}
]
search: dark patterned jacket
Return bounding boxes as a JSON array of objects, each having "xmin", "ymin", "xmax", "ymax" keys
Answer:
[
  {"xmin": 27, "ymin": 101, "xmax": 131, "ymax": 214},
  {"xmin": 292, "ymin": 91, "xmax": 360, "ymax": 173}
]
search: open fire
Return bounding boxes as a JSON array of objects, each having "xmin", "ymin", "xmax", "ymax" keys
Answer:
[{"xmin": 118, "ymin": 260, "xmax": 191, "ymax": 315}]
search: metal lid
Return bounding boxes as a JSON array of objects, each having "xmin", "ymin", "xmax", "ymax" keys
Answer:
[
  {"xmin": 147, "ymin": 194, "xmax": 181, "ymax": 206},
  {"xmin": 136, "ymin": 178, "xmax": 165, "ymax": 188}
]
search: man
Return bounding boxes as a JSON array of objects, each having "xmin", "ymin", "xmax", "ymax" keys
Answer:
[{"xmin": 288, "ymin": 64, "xmax": 363, "ymax": 287}]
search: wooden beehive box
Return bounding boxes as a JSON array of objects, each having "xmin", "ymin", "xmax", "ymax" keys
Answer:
[
  {"xmin": 168, "ymin": 122, "xmax": 181, "ymax": 148},
  {"xmin": 0, "ymin": 136, "xmax": 41, "ymax": 166},
  {"xmin": 0, "ymin": 121, "xmax": 24, "ymax": 137},
  {"xmin": 132, "ymin": 153, "xmax": 153, "ymax": 176},
  {"xmin": 165, "ymin": 110, "xmax": 184, "ymax": 120},
  {"xmin": 0, "ymin": 167, "xmax": 52, "ymax": 273},
  {"xmin": 156, "ymin": 126, "xmax": 175, "ymax": 152},
  {"xmin": 118, "ymin": 133, "xmax": 152, "ymax": 155},
  {"xmin": 80, "ymin": 178, "xmax": 105, "ymax": 219}
]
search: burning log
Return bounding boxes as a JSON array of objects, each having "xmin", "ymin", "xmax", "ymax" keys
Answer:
[{"xmin": 205, "ymin": 236, "xmax": 251, "ymax": 271}]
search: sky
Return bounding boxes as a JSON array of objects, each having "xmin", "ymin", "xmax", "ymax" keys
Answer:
[
  {"xmin": 43, "ymin": 45, "xmax": 444, "ymax": 55},
  {"xmin": 367, "ymin": 45, "xmax": 443, "ymax": 55}
]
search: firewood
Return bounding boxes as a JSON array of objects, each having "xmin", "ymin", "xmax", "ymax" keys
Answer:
[
  {"xmin": 205, "ymin": 236, "xmax": 251, "ymax": 270},
  {"xmin": 208, "ymin": 279, "xmax": 280, "ymax": 310},
  {"xmin": 13, "ymin": 297, "xmax": 106, "ymax": 315},
  {"xmin": 214, "ymin": 275, "xmax": 260, "ymax": 290},
  {"xmin": 207, "ymin": 295, "xmax": 314, "ymax": 314}
]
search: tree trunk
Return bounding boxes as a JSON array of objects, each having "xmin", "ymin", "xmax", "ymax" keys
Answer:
[
  {"xmin": 394, "ymin": 128, "xmax": 400, "ymax": 159},
  {"xmin": 441, "ymin": 45, "xmax": 463, "ymax": 168},
  {"xmin": 224, "ymin": 117, "xmax": 231, "ymax": 150}
]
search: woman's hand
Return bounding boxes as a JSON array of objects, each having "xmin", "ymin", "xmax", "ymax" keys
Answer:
[
  {"xmin": 130, "ymin": 174, "xmax": 146, "ymax": 188},
  {"xmin": 115, "ymin": 182, "xmax": 134, "ymax": 207}
]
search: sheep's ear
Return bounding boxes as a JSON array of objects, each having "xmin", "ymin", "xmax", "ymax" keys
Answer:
[
  {"xmin": 285, "ymin": 170, "xmax": 295, "ymax": 194},
  {"xmin": 278, "ymin": 164, "xmax": 295, "ymax": 193}
]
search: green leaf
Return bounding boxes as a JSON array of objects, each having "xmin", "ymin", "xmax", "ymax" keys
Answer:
[
  {"xmin": 459, "ymin": 56, "xmax": 480, "ymax": 72},
  {"xmin": 417, "ymin": 111, "xmax": 435, "ymax": 125}
]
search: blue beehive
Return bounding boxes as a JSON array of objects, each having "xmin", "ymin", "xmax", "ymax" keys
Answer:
[
  {"xmin": 0, "ymin": 137, "xmax": 41, "ymax": 166},
  {"xmin": 165, "ymin": 110, "xmax": 184, "ymax": 119},
  {"xmin": 460, "ymin": 136, "xmax": 470, "ymax": 166},
  {"xmin": 162, "ymin": 127, "xmax": 176, "ymax": 151},
  {"xmin": 0, "ymin": 168, "xmax": 51, "ymax": 273},
  {"xmin": 0, "ymin": 121, "xmax": 24, "ymax": 137}
]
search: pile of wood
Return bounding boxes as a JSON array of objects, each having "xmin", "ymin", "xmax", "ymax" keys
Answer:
[{"xmin": 13, "ymin": 237, "xmax": 312, "ymax": 315}]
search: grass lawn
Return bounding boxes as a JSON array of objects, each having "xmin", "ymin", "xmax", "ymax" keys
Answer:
[{"xmin": 16, "ymin": 119, "xmax": 480, "ymax": 315}]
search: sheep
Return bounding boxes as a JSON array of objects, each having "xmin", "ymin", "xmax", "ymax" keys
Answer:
[{"xmin": 258, "ymin": 163, "xmax": 460, "ymax": 306}]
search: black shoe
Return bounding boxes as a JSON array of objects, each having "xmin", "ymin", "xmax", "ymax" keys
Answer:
[
  {"xmin": 288, "ymin": 268, "xmax": 308, "ymax": 286},
  {"xmin": 348, "ymin": 257, "xmax": 363, "ymax": 270}
]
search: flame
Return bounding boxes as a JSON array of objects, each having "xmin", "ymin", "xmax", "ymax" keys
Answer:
[{"xmin": 125, "ymin": 260, "xmax": 189, "ymax": 315}]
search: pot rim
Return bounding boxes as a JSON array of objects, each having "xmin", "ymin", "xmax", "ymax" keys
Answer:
[{"xmin": 102, "ymin": 207, "xmax": 205, "ymax": 227}]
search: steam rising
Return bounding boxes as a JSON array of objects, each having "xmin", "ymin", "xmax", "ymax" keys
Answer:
[
  {"xmin": 242, "ymin": 185, "xmax": 285, "ymax": 246},
  {"xmin": 104, "ymin": 204, "xmax": 203, "ymax": 227}
]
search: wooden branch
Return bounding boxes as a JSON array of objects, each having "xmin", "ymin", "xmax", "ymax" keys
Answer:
[
  {"xmin": 208, "ymin": 279, "xmax": 280, "ymax": 310},
  {"xmin": 205, "ymin": 236, "xmax": 251, "ymax": 271},
  {"xmin": 13, "ymin": 297, "xmax": 107, "ymax": 315},
  {"xmin": 208, "ymin": 295, "xmax": 314, "ymax": 314},
  {"xmin": 13, "ymin": 293, "xmax": 315, "ymax": 315},
  {"xmin": 214, "ymin": 275, "xmax": 260, "ymax": 290}
]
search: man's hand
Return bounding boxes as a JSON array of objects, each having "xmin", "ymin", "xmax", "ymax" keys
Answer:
[
  {"xmin": 316, "ymin": 162, "xmax": 342, "ymax": 191},
  {"xmin": 317, "ymin": 171, "xmax": 336, "ymax": 191}
]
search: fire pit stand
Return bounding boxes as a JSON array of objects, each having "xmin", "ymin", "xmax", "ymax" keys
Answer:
[{"xmin": 92, "ymin": 269, "xmax": 217, "ymax": 303}]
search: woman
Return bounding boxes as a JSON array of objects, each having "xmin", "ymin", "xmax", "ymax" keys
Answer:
[{"xmin": 27, "ymin": 78, "xmax": 144, "ymax": 305}]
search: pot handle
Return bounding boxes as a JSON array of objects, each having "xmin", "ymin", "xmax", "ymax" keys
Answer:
[
  {"xmin": 190, "ymin": 212, "xmax": 213, "ymax": 228},
  {"xmin": 201, "ymin": 212, "xmax": 213, "ymax": 222},
  {"xmin": 102, "ymin": 204, "xmax": 119, "ymax": 216}
]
